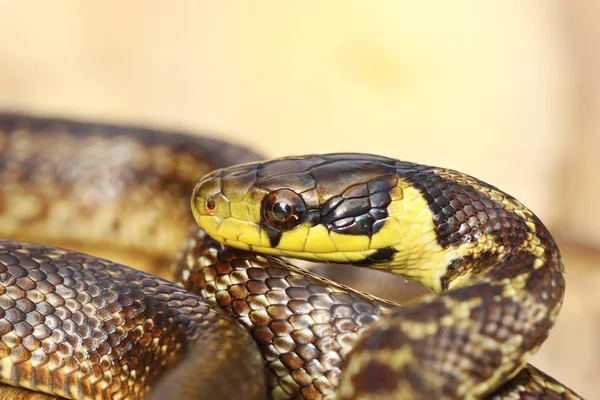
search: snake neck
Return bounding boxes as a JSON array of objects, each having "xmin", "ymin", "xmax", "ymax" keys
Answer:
[{"xmin": 368, "ymin": 164, "xmax": 564, "ymax": 294}]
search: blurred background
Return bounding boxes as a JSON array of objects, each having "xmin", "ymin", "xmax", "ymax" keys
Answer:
[{"xmin": 0, "ymin": 1, "xmax": 597, "ymax": 397}]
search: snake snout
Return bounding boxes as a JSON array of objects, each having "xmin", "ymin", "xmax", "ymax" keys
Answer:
[{"xmin": 191, "ymin": 173, "xmax": 229, "ymax": 224}]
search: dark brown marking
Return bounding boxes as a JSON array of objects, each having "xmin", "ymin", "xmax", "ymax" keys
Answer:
[
  {"xmin": 441, "ymin": 252, "xmax": 499, "ymax": 291},
  {"xmin": 351, "ymin": 360, "xmax": 399, "ymax": 394},
  {"xmin": 397, "ymin": 164, "xmax": 534, "ymax": 251},
  {"xmin": 319, "ymin": 176, "xmax": 394, "ymax": 237},
  {"xmin": 355, "ymin": 247, "xmax": 396, "ymax": 265}
]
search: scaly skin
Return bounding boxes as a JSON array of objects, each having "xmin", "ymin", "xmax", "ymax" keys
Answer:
[
  {"xmin": 0, "ymin": 114, "xmax": 583, "ymax": 399},
  {"xmin": 0, "ymin": 114, "xmax": 265, "ymax": 399},
  {"xmin": 191, "ymin": 153, "xmax": 581, "ymax": 399}
]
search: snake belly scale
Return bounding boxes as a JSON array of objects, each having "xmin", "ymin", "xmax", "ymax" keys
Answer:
[{"xmin": 0, "ymin": 114, "xmax": 582, "ymax": 399}]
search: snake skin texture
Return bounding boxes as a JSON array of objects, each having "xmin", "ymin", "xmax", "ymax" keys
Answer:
[
  {"xmin": 0, "ymin": 114, "xmax": 265, "ymax": 399},
  {"xmin": 190, "ymin": 154, "xmax": 583, "ymax": 399},
  {"xmin": 0, "ymin": 241, "xmax": 264, "ymax": 399},
  {"xmin": 0, "ymin": 114, "xmax": 584, "ymax": 399},
  {"xmin": 174, "ymin": 230, "xmax": 397, "ymax": 399},
  {"xmin": 0, "ymin": 113, "xmax": 261, "ymax": 275},
  {"xmin": 175, "ymin": 230, "xmax": 581, "ymax": 399}
]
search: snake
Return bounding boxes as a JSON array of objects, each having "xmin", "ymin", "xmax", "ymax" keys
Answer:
[{"xmin": 0, "ymin": 113, "xmax": 582, "ymax": 399}]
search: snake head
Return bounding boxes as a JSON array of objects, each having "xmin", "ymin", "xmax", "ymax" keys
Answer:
[
  {"xmin": 191, "ymin": 153, "xmax": 424, "ymax": 265},
  {"xmin": 191, "ymin": 153, "xmax": 530, "ymax": 292}
]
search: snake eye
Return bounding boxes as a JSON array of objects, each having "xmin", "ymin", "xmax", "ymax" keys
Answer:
[
  {"xmin": 272, "ymin": 201, "xmax": 292, "ymax": 220},
  {"xmin": 262, "ymin": 189, "xmax": 307, "ymax": 231}
]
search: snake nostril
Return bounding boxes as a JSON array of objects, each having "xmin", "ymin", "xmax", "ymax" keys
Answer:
[{"xmin": 205, "ymin": 196, "xmax": 217, "ymax": 213}]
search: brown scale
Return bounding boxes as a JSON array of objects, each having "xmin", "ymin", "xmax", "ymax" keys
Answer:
[
  {"xmin": 0, "ymin": 241, "xmax": 264, "ymax": 399},
  {"xmin": 175, "ymin": 230, "xmax": 397, "ymax": 399}
]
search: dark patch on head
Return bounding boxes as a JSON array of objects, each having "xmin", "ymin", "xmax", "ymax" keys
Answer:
[
  {"xmin": 319, "ymin": 176, "xmax": 395, "ymax": 237},
  {"xmin": 355, "ymin": 247, "xmax": 396, "ymax": 265},
  {"xmin": 309, "ymin": 155, "xmax": 397, "ymax": 203},
  {"xmin": 249, "ymin": 154, "xmax": 402, "ymax": 248}
]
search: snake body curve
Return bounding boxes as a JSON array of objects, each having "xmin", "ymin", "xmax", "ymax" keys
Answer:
[
  {"xmin": 0, "ymin": 114, "xmax": 265, "ymax": 399},
  {"xmin": 0, "ymin": 114, "xmax": 582, "ymax": 399}
]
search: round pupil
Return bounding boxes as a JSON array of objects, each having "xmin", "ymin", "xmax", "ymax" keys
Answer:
[{"xmin": 272, "ymin": 201, "xmax": 292, "ymax": 220}]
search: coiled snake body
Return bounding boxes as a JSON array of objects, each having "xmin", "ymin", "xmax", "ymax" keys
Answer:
[{"xmin": 0, "ymin": 114, "xmax": 582, "ymax": 399}]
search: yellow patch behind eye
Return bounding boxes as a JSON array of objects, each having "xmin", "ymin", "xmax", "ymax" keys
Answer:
[
  {"xmin": 369, "ymin": 217, "xmax": 405, "ymax": 249},
  {"xmin": 329, "ymin": 231, "xmax": 370, "ymax": 252},
  {"xmin": 303, "ymin": 225, "xmax": 337, "ymax": 253},
  {"xmin": 364, "ymin": 185, "xmax": 454, "ymax": 292}
]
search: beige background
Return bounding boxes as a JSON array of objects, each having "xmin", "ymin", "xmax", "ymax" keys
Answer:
[{"xmin": 0, "ymin": 1, "xmax": 598, "ymax": 397}]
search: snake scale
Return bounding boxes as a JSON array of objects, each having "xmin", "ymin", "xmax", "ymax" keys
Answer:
[{"xmin": 0, "ymin": 113, "xmax": 582, "ymax": 399}]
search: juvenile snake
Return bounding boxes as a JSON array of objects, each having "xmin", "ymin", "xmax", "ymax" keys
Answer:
[{"xmin": 0, "ymin": 114, "xmax": 582, "ymax": 399}]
